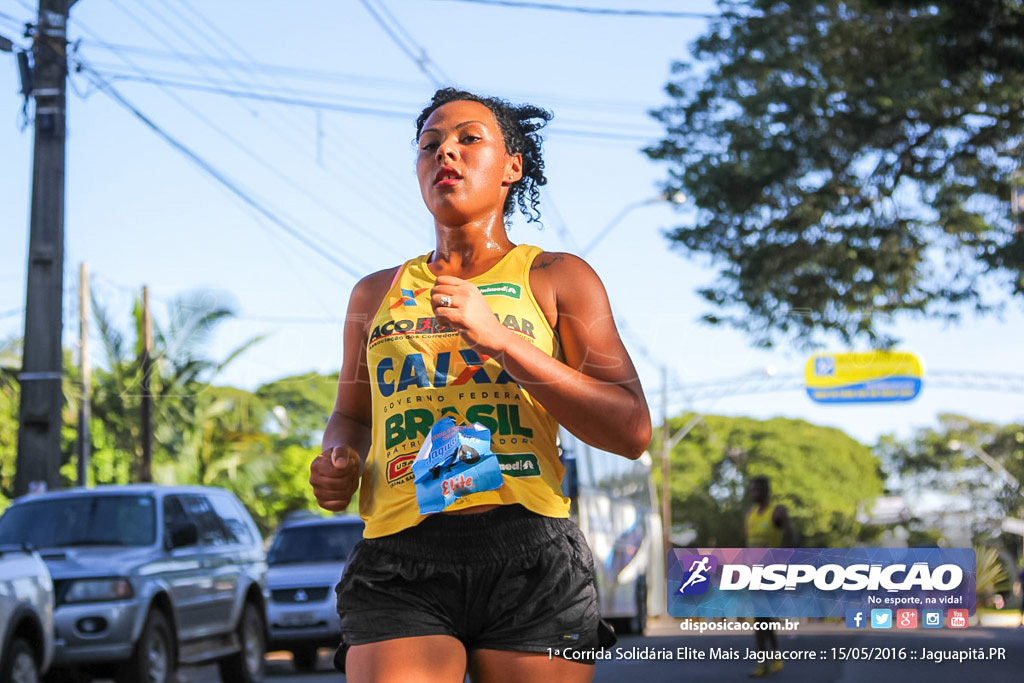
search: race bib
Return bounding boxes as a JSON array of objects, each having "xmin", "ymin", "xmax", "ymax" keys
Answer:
[{"xmin": 411, "ymin": 417, "xmax": 503, "ymax": 514}]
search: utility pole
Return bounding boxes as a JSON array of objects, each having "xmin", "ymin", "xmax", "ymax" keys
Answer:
[
  {"xmin": 77, "ymin": 262, "xmax": 90, "ymax": 487},
  {"xmin": 139, "ymin": 286, "xmax": 153, "ymax": 483},
  {"xmin": 15, "ymin": 0, "xmax": 72, "ymax": 497},
  {"xmin": 660, "ymin": 367, "xmax": 671, "ymax": 561},
  {"xmin": 659, "ymin": 365, "xmax": 706, "ymax": 556}
]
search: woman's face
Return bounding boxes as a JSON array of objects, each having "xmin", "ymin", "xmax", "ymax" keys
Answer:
[{"xmin": 416, "ymin": 100, "xmax": 522, "ymax": 226}]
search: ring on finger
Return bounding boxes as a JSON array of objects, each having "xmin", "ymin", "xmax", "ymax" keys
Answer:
[{"xmin": 439, "ymin": 294, "xmax": 452, "ymax": 307}]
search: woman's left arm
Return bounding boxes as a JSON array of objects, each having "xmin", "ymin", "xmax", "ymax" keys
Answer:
[{"xmin": 432, "ymin": 252, "xmax": 652, "ymax": 458}]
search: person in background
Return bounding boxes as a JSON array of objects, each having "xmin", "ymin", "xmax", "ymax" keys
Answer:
[
  {"xmin": 309, "ymin": 87, "xmax": 651, "ymax": 683},
  {"xmin": 744, "ymin": 475, "xmax": 796, "ymax": 677}
]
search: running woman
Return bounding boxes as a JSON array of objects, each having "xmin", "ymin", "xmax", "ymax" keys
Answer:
[{"xmin": 310, "ymin": 88, "xmax": 652, "ymax": 683}]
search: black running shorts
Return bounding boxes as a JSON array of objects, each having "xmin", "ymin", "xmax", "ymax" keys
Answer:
[{"xmin": 334, "ymin": 504, "xmax": 616, "ymax": 668}]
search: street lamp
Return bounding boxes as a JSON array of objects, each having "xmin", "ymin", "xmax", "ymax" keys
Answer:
[
  {"xmin": 949, "ymin": 439, "xmax": 1023, "ymax": 555},
  {"xmin": 948, "ymin": 439, "xmax": 1021, "ymax": 491},
  {"xmin": 580, "ymin": 189, "xmax": 686, "ymax": 257}
]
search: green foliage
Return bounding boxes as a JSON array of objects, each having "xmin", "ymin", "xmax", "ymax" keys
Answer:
[
  {"xmin": 647, "ymin": 0, "xmax": 1024, "ymax": 348},
  {"xmin": 255, "ymin": 372, "xmax": 339, "ymax": 449},
  {"xmin": 0, "ymin": 339, "xmax": 19, "ymax": 513},
  {"xmin": 2, "ymin": 341, "xmax": 81, "ymax": 501},
  {"xmin": 876, "ymin": 415, "xmax": 1024, "ymax": 549},
  {"xmin": 653, "ymin": 414, "xmax": 883, "ymax": 547},
  {"xmin": 238, "ymin": 444, "xmax": 358, "ymax": 534},
  {"xmin": 974, "ymin": 545, "xmax": 1010, "ymax": 607}
]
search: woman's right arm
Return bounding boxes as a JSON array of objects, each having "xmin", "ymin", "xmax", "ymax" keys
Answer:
[{"xmin": 310, "ymin": 268, "xmax": 396, "ymax": 512}]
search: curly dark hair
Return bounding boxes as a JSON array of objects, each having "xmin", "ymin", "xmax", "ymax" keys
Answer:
[{"xmin": 416, "ymin": 87, "xmax": 552, "ymax": 224}]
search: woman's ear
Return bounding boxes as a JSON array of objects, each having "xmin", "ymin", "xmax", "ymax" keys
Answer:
[{"xmin": 504, "ymin": 153, "xmax": 523, "ymax": 184}]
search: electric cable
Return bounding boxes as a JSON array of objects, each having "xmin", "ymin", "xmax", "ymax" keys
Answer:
[{"xmin": 77, "ymin": 63, "xmax": 369, "ymax": 282}]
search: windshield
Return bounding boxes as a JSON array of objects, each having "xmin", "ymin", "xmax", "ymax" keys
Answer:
[
  {"xmin": 267, "ymin": 522, "xmax": 363, "ymax": 565},
  {"xmin": 0, "ymin": 494, "xmax": 157, "ymax": 548}
]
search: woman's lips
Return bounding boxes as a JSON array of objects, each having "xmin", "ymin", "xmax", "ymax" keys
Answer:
[{"xmin": 434, "ymin": 167, "xmax": 462, "ymax": 186}]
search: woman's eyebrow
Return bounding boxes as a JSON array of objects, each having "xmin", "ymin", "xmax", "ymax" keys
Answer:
[{"xmin": 421, "ymin": 120, "xmax": 488, "ymax": 136}]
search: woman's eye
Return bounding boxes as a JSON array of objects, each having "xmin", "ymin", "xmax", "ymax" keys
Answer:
[
  {"xmin": 462, "ymin": 135, "xmax": 480, "ymax": 143},
  {"xmin": 420, "ymin": 142, "xmax": 438, "ymax": 151}
]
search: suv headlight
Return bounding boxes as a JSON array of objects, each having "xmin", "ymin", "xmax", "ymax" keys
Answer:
[{"xmin": 64, "ymin": 578, "xmax": 134, "ymax": 604}]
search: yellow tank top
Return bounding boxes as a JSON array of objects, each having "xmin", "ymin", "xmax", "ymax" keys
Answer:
[
  {"xmin": 360, "ymin": 244, "xmax": 569, "ymax": 538},
  {"xmin": 746, "ymin": 505, "xmax": 783, "ymax": 548}
]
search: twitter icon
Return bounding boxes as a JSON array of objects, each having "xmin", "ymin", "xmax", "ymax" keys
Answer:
[{"xmin": 870, "ymin": 609, "xmax": 892, "ymax": 629}]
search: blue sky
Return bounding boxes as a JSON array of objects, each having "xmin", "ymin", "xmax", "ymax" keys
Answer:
[{"xmin": 2, "ymin": 0, "xmax": 1022, "ymax": 447}]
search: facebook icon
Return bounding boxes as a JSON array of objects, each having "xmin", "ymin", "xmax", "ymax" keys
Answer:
[{"xmin": 845, "ymin": 609, "xmax": 866, "ymax": 629}]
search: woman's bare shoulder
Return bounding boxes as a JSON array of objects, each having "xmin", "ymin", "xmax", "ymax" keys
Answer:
[
  {"xmin": 530, "ymin": 250, "xmax": 601, "ymax": 281},
  {"xmin": 530, "ymin": 250, "xmax": 603, "ymax": 293},
  {"xmin": 349, "ymin": 265, "xmax": 402, "ymax": 315}
]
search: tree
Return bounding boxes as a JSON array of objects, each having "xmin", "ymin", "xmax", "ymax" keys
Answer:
[
  {"xmin": 0, "ymin": 338, "xmax": 21, "ymax": 511},
  {"xmin": 646, "ymin": 0, "xmax": 1024, "ymax": 348},
  {"xmin": 88, "ymin": 289, "xmax": 262, "ymax": 485},
  {"xmin": 654, "ymin": 414, "xmax": 883, "ymax": 547},
  {"xmin": 2, "ymin": 338, "xmax": 83, "ymax": 507},
  {"xmin": 255, "ymin": 372, "xmax": 339, "ymax": 449},
  {"xmin": 875, "ymin": 414, "xmax": 1024, "ymax": 552},
  {"xmin": 247, "ymin": 373, "xmax": 359, "ymax": 529}
]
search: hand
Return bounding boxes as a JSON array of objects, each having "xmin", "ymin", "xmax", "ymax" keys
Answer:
[
  {"xmin": 310, "ymin": 445, "xmax": 361, "ymax": 512},
  {"xmin": 431, "ymin": 275, "xmax": 509, "ymax": 355}
]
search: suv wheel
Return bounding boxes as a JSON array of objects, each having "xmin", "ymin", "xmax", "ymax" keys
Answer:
[
  {"xmin": 2, "ymin": 637, "xmax": 39, "ymax": 683},
  {"xmin": 115, "ymin": 610, "xmax": 175, "ymax": 683},
  {"xmin": 218, "ymin": 602, "xmax": 265, "ymax": 683}
]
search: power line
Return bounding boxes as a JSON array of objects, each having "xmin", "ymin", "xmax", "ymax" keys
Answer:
[
  {"xmin": 88, "ymin": 70, "xmax": 414, "ymax": 118},
  {"xmin": 88, "ymin": 69, "xmax": 661, "ymax": 143},
  {"xmin": 0, "ymin": 9, "xmax": 28, "ymax": 24},
  {"xmin": 165, "ymin": 0, "xmax": 431, "ymax": 240},
  {"xmin": 108, "ymin": 2, "xmax": 427, "ymax": 253},
  {"xmin": 358, "ymin": 0, "xmax": 451, "ymax": 86},
  {"xmin": 75, "ymin": 38, "xmax": 427, "ymax": 91},
  {"xmin": 144, "ymin": 0, "xmax": 349, "ymax": 169},
  {"xmin": 10, "ymin": 0, "xmax": 34, "ymax": 16},
  {"xmin": 71, "ymin": 22, "xmax": 413, "ymax": 269},
  {"xmin": 429, "ymin": 0, "xmax": 718, "ymax": 19},
  {"xmin": 76, "ymin": 64, "xmax": 368, "ymax": 282},
  {"xmin": 76, "ymin": 38, "xmax": 666, "ymax": 119},
  {"xmin": 0, "ymin": 12, "xmax": 28, "ymax": 37}
]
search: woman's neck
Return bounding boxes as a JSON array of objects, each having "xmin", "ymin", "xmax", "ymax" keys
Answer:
[{"xmin": 430, "ymin": 219, "xmax": 515, "ymax": 278}]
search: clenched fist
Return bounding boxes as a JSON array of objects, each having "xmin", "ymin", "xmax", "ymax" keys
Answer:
[{"xmin": 310, "ymin": 445, "xmax": 362, "ymax": 512}]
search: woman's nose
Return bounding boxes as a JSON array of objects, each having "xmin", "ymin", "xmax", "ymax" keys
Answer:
[{"xmin": 435, "ymin": 141, "xmax": 458, "ymax": 162}]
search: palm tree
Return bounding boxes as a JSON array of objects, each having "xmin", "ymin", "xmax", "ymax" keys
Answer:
[{"xmin": 89, "ymin": 289, "xmax": 265, "ymax": 486}]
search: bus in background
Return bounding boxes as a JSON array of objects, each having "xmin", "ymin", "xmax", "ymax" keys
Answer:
[{"xmin": 559, "ymin": 429, "xmax": 665, "ymax": 635}]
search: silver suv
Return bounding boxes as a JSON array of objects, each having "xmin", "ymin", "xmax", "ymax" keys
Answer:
[
  {"xmin": 0, "ymin": 485, "xmax": 268, "ymax": 683},
  {"xmin": 265, "ymin": 513, "xmax": 363, "ymax": 671},
  {"xmin": 0, "ymin": 545, "xmax": 54, "ymax": 683}
]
